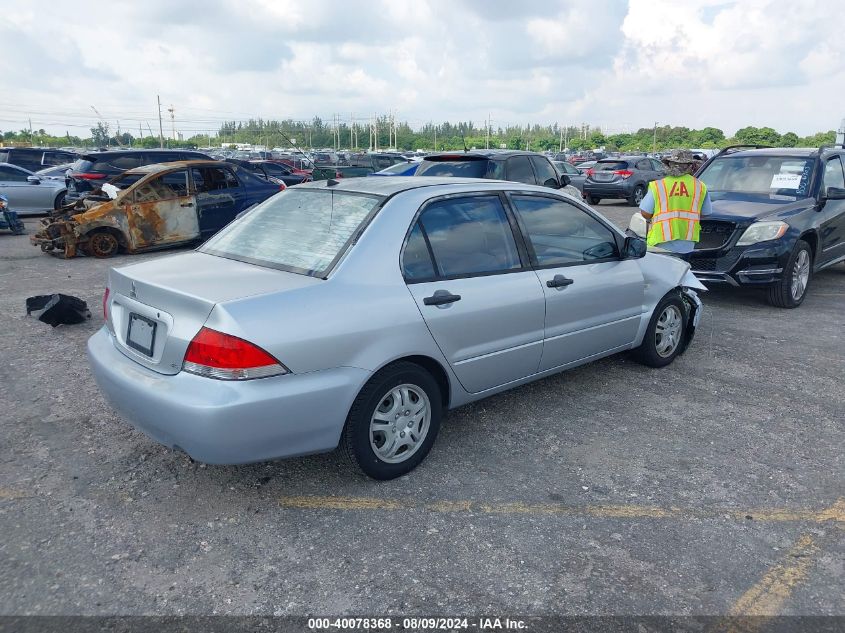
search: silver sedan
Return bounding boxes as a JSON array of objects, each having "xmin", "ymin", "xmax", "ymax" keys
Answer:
[
  {"xmin": 0, "ymin": 162, "xmax": 67, "ymax": 214},
  {"xmin": 88, "ymin": 177, "xmax": 705, "ymax": 479}
]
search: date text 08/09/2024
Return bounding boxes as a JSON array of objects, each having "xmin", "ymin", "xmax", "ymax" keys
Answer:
[{"xmin": 308, "ymin": 617, "xmax": 528, "ymax": 630}]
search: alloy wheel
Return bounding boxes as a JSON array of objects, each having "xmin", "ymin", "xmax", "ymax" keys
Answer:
[{"xmin": 791, "ymin": 249, "xmax": 810, "ymax": 301}]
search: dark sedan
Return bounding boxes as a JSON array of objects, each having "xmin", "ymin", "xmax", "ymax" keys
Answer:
[{"xmin": 690, "ymin": 146, "xmax": 845, "ymax": 308}]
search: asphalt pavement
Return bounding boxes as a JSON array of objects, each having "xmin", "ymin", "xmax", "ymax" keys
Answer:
[{"xmin": 0, "ymin": 206, "xmax": 843, "ymax": 620}]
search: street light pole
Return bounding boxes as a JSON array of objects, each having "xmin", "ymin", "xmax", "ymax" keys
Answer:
[{"xmin": 652, "ymin": 122, "xmax": 659, "ymax": 155}]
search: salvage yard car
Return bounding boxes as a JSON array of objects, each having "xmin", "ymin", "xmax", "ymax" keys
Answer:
[
  {"xmin": 31, "ymin": 160, "xmax": 281, "ymax": 258},
  {"xmin": 88, "ymin": 177, "xmax": 705, "ymax": 480},
  {"xmin": 691, "ymin": 145, "xmax": 845, "ymax": 307}
]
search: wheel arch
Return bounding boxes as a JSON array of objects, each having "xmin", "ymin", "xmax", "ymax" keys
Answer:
[
  {"xmin": 797, "ymin": 230, "xmax": 818, "ymax": 264},
  {"xmin": 371, "ymin": 354, "xmax": 452, "ymax": 410}
]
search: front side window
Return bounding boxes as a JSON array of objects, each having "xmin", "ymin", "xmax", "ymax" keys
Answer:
[
  {"xmin": 191, "ymin": 167, "xmax": 238, "ymax": 192},
  {"xmin": 511, "ymin": 195, "xmax": 619, "ymax": 266},
  {"xmin": 0, "ymin": 165, "xmax": 28, "ymax": 182},
  {"xmin": 415, "ymin": 195, "xmax": 521, "ymax": 278},
  {"xmin": 132, "ymin": 169, "xmax": 189, "ymax": 203},
  {"xmin": 530, "ymin": 156, "xmax": 560, "ymax": 188},
  {"xmin": 506, "ymin": 156, "xmax": 536, "ymax": 184},
  {"xmin": 201, "ymin": 189, "xmax": 382, "ymax": 276},
  {"xmin": 822, "ymin": 156, "xmax": 845, "ymax": 190}
]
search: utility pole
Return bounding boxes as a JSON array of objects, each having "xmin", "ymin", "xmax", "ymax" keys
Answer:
[
  {"xmin": 652, "ymin": 121, "xmax": 659, "ymax": 155},
  {"xmin": 374, "ymin": 114, "xmax": 378, "ymax": 152},
  {"xmin": 486, "ymin": 113, "xmax": 490, "ymax": 150},
  {"xmin": 28, "ymin": 118, "xmax": 34, "ymax": 145},
  {"xmin": 157, "ymin": 95, "xmax": 165, "ymax": 148},
  {"xmin": 559, "ymin": 125, "xmax": 563, "ymax": 153},
  {"xmin": 434, "ymin": 126, "xmax": 437, "ymax": 152}
]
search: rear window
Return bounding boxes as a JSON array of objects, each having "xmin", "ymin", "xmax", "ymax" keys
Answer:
[
  {"xmin": 594, "ymin": 161, "xmax": 629, "ymax": 171},
  {"xmin": 200, "ymin": 189, "xmax": 382, "ymax": 276},
  {"xmin": 70, "ymin": 158, "xmax": 95, "ymax": 172},
  {"xmin": 416, "ymin": 159, "xmax": 490, "ymax": 178}
]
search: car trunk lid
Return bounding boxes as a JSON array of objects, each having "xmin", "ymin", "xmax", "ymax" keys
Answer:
[{"xmin": 106, "ymin": 252, "xmax": 320, "ymax": 375}]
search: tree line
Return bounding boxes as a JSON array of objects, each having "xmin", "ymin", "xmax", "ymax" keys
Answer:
[{"xmin": 0, "ymin": 118, "xmax": 836, "ymax": 153}]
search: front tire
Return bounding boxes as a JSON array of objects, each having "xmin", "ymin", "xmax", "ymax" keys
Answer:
[
  {"xmin": 341, "ymin": 362, "xmax": 443, "ymax": 480},
  {"xmin": 767, "ymin": 240, "xmax": 812, "ymax": 308},
  {"xmin": 86, "ymin": 230, "xmax": 120, "ymax": 258},
  {"xmin": 53, "ymin": 192, "xmax": 67, "ymax": 210},
  {"xmin": 632, "ymin": 293, "xmax": 686, "ymax": 368},
  {"xmin": 587, "ymin": 194, "xmax": 601, "ymax": 205}
]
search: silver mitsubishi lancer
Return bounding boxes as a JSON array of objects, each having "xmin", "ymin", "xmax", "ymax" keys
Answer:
[{"xmin": 88, "ymin": 177, "xmax": 705, "ymax": 479}]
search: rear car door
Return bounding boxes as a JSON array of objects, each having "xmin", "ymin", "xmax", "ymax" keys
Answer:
[
  {"xmin": 505, "ymin": 156, "xmax": 537, "ymax": 185},
  {"xmin": 191, "ymin": 166, "xmax": 246, "ymax": 235},
  {"xmin": 402, "ymin": 194, "xmax": 546, "ymax": 394},
  {"xmin": 508, "ymin": 193, "xmax": 645, "ymax": 370},
  {"xmin": 819, "ymin": 155, "xmax": 845, "ymax": 265},
  {"xmin": 124, "ymin": 169, "xmax": 198, "ymax": 249}
]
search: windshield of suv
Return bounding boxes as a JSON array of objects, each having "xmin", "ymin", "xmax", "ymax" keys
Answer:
[
  {"xmin": 698, "ymin": 156, "xmax": 814, "ymax": 197},
  {"xmin": 200, "ymin": 189, "xmax": 382, "ymax": 276}
]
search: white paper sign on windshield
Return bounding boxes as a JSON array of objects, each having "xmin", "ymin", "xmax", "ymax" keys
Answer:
[{"xmin": 770, "ymin": 173, "xmax": 802, "ymax": 189}]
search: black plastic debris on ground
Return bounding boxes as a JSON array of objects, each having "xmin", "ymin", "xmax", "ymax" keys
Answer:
[{"xmin": 26, "ymin": 294, "xmax": 91, "ymax": 327}]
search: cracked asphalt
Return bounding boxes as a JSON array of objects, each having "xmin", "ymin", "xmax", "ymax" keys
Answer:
[{"xmin": 0, "ymin": 203, "xmax": 843, "ymax": 618}]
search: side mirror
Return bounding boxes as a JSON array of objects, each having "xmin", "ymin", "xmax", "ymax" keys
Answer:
[
  {"xmin": 27, "ymin": 175, "xmax": 41, "ymax": 184},
  {"xmin": 824, "ymin": 186, "xmax": 845, "ymax": 200},
  {"xmin": 559, "ymin": 174, "xmax": 571, "ymax": 187},
  {"xmin": 623, "ymin": 236, "xmax": 647, "ymax": 259}
]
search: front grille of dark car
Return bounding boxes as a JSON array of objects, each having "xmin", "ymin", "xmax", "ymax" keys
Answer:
[
  {"xmin": 695, "ymin": 220, "xmax": 736, "ymax": 250},
  {"xmin": 688, "ymin": 257, "xmax": 718, "ymax": 271}
]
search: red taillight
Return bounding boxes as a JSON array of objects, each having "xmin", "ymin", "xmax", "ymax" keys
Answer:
[
  {"xmin": 614, "ymin": 170, "xmax": 634, "ymax": 178},
  {"xmin": 75, "ymin": 173, "xmax": 107, "ymax": 180},
  {"xmin": 183, "ymin": 327, "xmax": 288, "ymax": 380},
  {"xmin": 102, "ymin": 287, "xmax": 110, "ymax": 320},
  {"xmin": 586, "ymin": 168, "xmax": 594, "ymax": 176},
  {"xmin": 279, "ymin": 182, "xmax": 286, "ymax": 191}
]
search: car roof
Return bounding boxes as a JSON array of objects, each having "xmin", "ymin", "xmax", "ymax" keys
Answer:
[
  {"xmin": 719, "ymin": 148, "xmax": 823, "ymax": 158},
  {"xmin": 423, "ymin": 149, "xmax": 547, "ymax": 160},
  {"xmin": 293, "ymin": 176, "xmax": 551, "ymax": 197},
  {"xmin": 81, "ymin": 149, "xmax": 204, "ymax": 160},
  {"xmin": 125, "ymin": 159, "xmax": 229, "ymax": 175}
]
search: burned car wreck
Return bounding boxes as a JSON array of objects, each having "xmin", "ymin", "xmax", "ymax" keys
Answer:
[{"xmin": 31, "ymin": 160, "xmax": 282, "ymax": 258}]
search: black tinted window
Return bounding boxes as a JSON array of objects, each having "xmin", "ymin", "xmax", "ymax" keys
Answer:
[
  {"xmin": 402, "ymin": 222, "xmax": 436, "ymax": 280},
  {"xmin": 506, "ymin": 156, "xmax": 536, "ymax": 184},
  {"xmin": 104, "ymin": 155, "xmax": 145, "ymax": 170},
  {"xmin": 595, "ymin": 161, "xmax": 629, "ymax": 171},
  {"xmin": 192, "ymin": 167, "xmax": 239, "ymax": 192},
  {"xmin": 511, "ymin": 195, "xmax": 618, "ymax": 266},
  {"xmin": 417, "ymin": 195, "xmax": 521, "ymax": 277},
  {"xmin": 530, "ymin": 156, "xmax": 560, "ymax": 188},
  {"xmin": 0, "ymin": 165, "xmax": 28, "ymax": 181},
  {"xmin": 635, "ymin": 159, "xmax": 651, "ymax": 170},
  {"xmin": 416, "ymin": 160, "xmax": 489, "ymax": 178},
  {"xmin": 42, "ymin": 152, "xmax": 74, "ymax": 166}
]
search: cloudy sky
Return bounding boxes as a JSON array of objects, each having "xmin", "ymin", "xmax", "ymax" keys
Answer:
[{"xmin": 0, "ymin": 0, "xmax": 842, "ymax": 138}]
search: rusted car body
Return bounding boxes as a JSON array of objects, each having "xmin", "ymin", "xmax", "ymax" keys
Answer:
[{"xmin": 31, "ymin": 160, "xmax": 281, "ymax": 258}]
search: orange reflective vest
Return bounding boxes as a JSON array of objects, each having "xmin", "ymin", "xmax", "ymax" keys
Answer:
[{"xmin": 646, "ymin": 175, "xmax": 707, "ymax": 247}]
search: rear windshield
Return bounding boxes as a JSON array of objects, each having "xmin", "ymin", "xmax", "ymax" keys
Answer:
[
  {"xmin": 416, "ymin": 159, "xmax": 489, "ymax": 178},
  {"xmin": 200, "ymin": 189, "xmax": 382, "ymax": 276},
  {"xmin": 698, "ymin": 156, "xmax": 814, "ymax": 196},
  {"xmin": 594, "ymin": 161, "xmax": 629, "ymax": 171},
  {"xmin": 70, "ymin": 158, "xmax": 95, "ymax": 172}
]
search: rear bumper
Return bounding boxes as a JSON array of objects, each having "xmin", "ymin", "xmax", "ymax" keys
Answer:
[
  {"xmin": 583, "ymin": 181, "xmax": 634, "ymax": 198},
  {"xmin": 87, "ymin": 327, "xmax": 371, "ymax": 464}
]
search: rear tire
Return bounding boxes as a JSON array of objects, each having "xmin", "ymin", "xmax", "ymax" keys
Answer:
[
  {"xmin": 632, "ymin": 293, "xmax": 686, "ymax": 368},
  {"xmin": 341, "ymin": 362, "xmax": 442, "ymax": 480},
  {"xmin": 53, "ymin": 192, "xmax": 67, "ymax": 210},
  {"xmin": 767, "ymin": 239, "xmax": 812, "ymax": 308},
  {"xmin": 628, "ymin": 184, "xmax": 646, "ymax": 206},
  {"xmin": 587, "ymin": 194, "xmax": 601, "ymax": 205}
]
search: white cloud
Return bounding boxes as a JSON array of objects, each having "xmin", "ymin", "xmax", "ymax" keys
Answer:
[{"xmin": 0, "ymin": 0, "xmax": 839, "ymax": 138}]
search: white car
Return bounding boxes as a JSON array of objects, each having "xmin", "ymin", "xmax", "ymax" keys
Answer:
[{"xmin": 0, "ymin": 163, "xmax": 67, "ymax": 214}]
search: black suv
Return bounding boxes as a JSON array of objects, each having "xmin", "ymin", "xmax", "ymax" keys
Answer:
[
  {"xmin": 415, "ymin": 150, "xmax": 570, "ymax": 189},
  {"xmin": 691, "ymin": 145, "xmax": 845, "ymax": 307},
  {"xmin": 0, "ymin": 147, "xmax": 77, "ymax": 172},
  {"xmin": 65, "ymin": 149, "xmax": 211, "ymax": 201}
]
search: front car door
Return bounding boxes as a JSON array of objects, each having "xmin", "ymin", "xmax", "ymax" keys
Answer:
[
  {"xmin": 402, "ymin": 194, "xmax": 546, "ymax": 394},
  {"xmin": 123, "ymin": 169, "xmax": 199, "ymax": 249},
  {"xmin": 818, "ymin": 155, "xmax": 845, "ymax": 266},
  {"xmin": 0, "ymin": 164, "xmax": 38, "ymax": 211},
  {"xmin": 530, "ymin": 155, "xmax": 563, "ymax": 189},
  {"xmin": 190, "ymin": 166, "xmax": 246, "ymax": 235},
  {"xmin": 507, "ymin": 193, "xmax": 645, "ymax": 370}
]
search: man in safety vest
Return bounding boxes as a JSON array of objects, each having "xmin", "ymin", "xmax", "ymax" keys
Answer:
[{"xmin": 639, "ymin": 150, "xmax": 712, "ymax": 253}]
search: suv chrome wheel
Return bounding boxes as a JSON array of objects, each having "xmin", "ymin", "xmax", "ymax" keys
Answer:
[
  {"xmin": 369, "ymin": 384, "xmax": 431, "ymax": 464},
  {"xmin": 791, "ymin": 249, "xmax": 810, "ymax": 301}
]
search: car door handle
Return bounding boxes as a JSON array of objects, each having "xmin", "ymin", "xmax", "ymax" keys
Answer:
[
  {"xmin": 180, "ymin": 202, "xmax": 194, "ymax": 207},
  {"xmin": 423, "ymin": 290, "xmax": 462, "ymax": 306},
  {"xmin": 546, "ymin": 274, "xmax": 574, "ymax": 288}
]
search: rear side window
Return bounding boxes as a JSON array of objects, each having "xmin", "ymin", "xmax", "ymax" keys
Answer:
[
  {"xmin": 511, "ymin": 195, "xmax": 619, "ymax": 266},
  {"xmin": 133, "ymin": 169, "xmax": 189, "ymax": 202},
  {"xmin": 635, "ymin": 159, "xmax": 651, "ymax": 170},
  {"xmin": 401, "ymin": 223, "xmax": 436, "ymax": 280},
  {"xmin": 506, "ymin": 156, "xmax": 536, "ymax": 184},
  {"xmin": 416, "ymin": 159, "xmax": 489, "ymax": 178},
  {"xmin": 530, "ymin": 156, "xmax": 560, "ymax": 188},
  {"xmin": 42, "ymin": 152, "xmax": 74, "ymax": 166},
  {"xmin": 191, "ymin": 167, "xmax": 239, "ymax": 192},
  {"xmin": 414, "ymin": 195, "xmax": 521, "ymax": 278}
]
